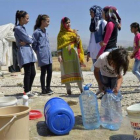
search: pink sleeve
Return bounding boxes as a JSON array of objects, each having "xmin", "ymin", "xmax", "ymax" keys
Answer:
[{"xmin": 98, "ymin": 22, "xmax": 115, "ymax": 56}]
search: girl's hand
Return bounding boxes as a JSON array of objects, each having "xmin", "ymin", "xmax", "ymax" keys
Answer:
[
  {"xmin": 58, "ymin": 55, "xmax": 63, "ymax": 63},
  {"xmin": 20, "ymin": 41, "xmax": 26, "ymax": 46},
  {"xmin": 68, "ymin": 45, "xmax": 72, "ymax": 55},
  {"xmin": 99, "ymin": 41, "xmax": 106, "ymax": 47},
  {"xmin": 113, "ymin": 87, "xmax": 119, "ymax": 95},
  {"xmin": 130, "ymin": 54, "xmax": 134, "ymax": 59}
]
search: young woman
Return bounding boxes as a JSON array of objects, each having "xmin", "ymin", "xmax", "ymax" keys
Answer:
[
  {"xmin": 130, "ymin": 22, "xmax": 140, "ymax": 91},
  {"xmin": 94, "ymin": 48, "xmax": 129, "ymax": 96},
  {"xmin": 87, "ymin": 5, "xmax": 107, "ymax": 64},
  {"xmin": 14, "ymin": 10, "xmax": 36, "ymax": 96},
  {"xmin": 32, "ymin": 15, "xmax": 53, "ymax": 95},
  {"xmin": 97, "ymin": 6, "xmax": 121, "ymax": 58},
  {"xmin": 57, "ymin": 17, "xmax": 85, "ymax": 95}
]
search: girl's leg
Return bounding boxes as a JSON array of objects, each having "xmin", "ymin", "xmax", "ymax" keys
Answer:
[
  {"xmin": 23, "ymin": 63, "xmax": 32, "ymax": 93},
  {"xmin": 132, "ymin": 59, "xmax": 140, "ymax": 81},
  {"xmin": 29, "ymin": 63, "xmax": 36, "ymax": 91},
  {"xmin": 46, "ymin": 64, "xmax": 52, "ymax": 90},
  {"xmin": 65, "ymin": 83, "xmax": 71, "ymax": 95},
  {"xmin": 77, "ymin": 81, "xmax": 83, "ymax": 93},
  {"xmin": 40, "ymin": 65, "xmax": 47, "ymax": 92}
]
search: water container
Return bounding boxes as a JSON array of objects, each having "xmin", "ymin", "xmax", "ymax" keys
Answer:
[
  {"xmin": 79, "ymin": 84, "xmax": 100, "ymax": 129},
  {"xmin": 44, "ymin": 97, "xmax": 75, "ymax": 135},
  {"xmin": 100, "ymin": 89, "xmax": 122, "ymax": 130}
]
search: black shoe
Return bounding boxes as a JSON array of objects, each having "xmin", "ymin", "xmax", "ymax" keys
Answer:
[
  {"xmin": 41, "ymin": 90, "xmax": 48, "ymax": 95},
  {"xmin": 45, "ymin": 88, "xmax": 54, "ymax": 95}
]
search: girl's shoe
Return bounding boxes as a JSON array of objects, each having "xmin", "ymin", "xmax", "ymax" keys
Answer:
[{"xmin": 67, "ymin": 89, "xmax": 71, "ymax": 95}]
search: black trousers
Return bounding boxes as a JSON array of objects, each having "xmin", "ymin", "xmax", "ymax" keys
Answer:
[
  {"xmin": 40, "ymin": 64, "xmax": 52, "ymax": 91},
  {"xmin": 23, "ymin": 62, "xmax": 36, "ymax": 93}
]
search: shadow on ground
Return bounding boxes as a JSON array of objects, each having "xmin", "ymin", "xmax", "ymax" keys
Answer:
[
  {"xmin": 5, "ymin": 93, "xmax": 23, "ymax": 99},
  {"xmin": 36, "ymin": 121, "xmax": 70, "ymax": 137},
  {"xmin": 109, "ymin": 134, "xmax": 134, "ymax": 140},
  {"xmin": 73, "ymin": 115, "xmax": 85, "ymax": 130}
]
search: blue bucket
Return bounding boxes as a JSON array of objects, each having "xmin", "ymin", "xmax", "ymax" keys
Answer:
[{"xmin": 44, "ymin": 97, "xmax": 75, "ymax": 135}]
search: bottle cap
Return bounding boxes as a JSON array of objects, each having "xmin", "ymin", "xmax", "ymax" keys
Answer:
[
  {"xmin": 84, "ymin": 86, "xmax": 89, "ymax": 90},
  {"xmin": 105, "ymin": 89, "xmax": 113, "ymax": 93}
]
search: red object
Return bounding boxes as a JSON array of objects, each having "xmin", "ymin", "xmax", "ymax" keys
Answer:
[{"xmin": 29, "ymin": 110, "xmax": 43, "ymax": 120}]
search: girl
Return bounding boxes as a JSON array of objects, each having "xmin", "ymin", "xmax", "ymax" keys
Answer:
[
  {"xmin": 97, "ymin": 6, "xmax": 121, "ymax": 58},
  {"xmin": 32, "ymin": 15, "xmax": 53, "ymax": 95},
  {"xmin": 130, "ymin": 22, "xmax": 140, "ymax": 91},
  {"xmin": 57, "ymin": 17, "xmax": 85, "ymax": 95},
  {"xmin": 94, "ymin": 48, "xmax": 129, "ymax": 96},
  {"xmin": 14, "ymin": 10, "xmax": 36, "ymax": 96},
  {"xmin": 87, "ymin": 5, "xmax": 107, "ymax": 64}
]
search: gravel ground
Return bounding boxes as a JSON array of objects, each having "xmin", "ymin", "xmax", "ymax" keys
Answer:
[{"xmin": 0, "ymin": 71, "xmax": 139, "ymax": 140}]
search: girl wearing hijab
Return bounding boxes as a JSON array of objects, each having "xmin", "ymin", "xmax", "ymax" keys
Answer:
[
  {"xmin": 57, "ymin": 17, "xmax": 85, "ymax": 95},
  {"xmin": 87, "ymin": 5, "xmax": 107, "ymax": 64},
  {"xmin": 97, "ymin": 6, "xmax": 121, "ymax": 58}
]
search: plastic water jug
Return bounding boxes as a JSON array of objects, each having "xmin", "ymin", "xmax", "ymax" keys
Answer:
[
  {"xmin": 79, "ymin": 84, "xmax": 100, "ymax": 129},
  {"xmin": 44, "ymin": 97, "xmax": 75, "ymax": 135},
  {"xmin": 100, "ymin": 89, "xmax": 122, "ymax": 130}
]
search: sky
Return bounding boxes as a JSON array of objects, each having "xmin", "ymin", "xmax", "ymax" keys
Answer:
[{"xmin": 1, "ymin": 0, "xmax": 140, "ymax": 50}]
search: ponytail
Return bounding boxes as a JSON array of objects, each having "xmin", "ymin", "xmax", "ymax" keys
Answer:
[
  {"xmin": 15, "ymin": 10, "xmax": 20, "ymax": 26},
  {"xmin": 34, "ymin": 14, "xmax": 49, "ymax": 31}
]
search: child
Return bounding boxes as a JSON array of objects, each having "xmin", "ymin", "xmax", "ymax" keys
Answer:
[
  {"xmin": 130, "ymin": 22, "xmax": 140, "ymax": 91},
  {"xmin": 32, "ymin": 15, "xmax": 53, "ymax": 95},
  {"xmin": 87, "ymin": 5, "xmax": 107, "ymax": 64},
  {"xmin": 14, "ymin": 10, "xmax": 36, "ymax": 96},
  {"xmin": 97, "ymin": 6, "xmax": 121, "ymax": 58},
  {"xmin": 94, "ymin": 48, "xmax": 129, "ymax": 96}
]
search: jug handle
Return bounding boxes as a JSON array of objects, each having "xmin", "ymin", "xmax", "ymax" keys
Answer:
[{"xmin": 0, "ymin": 115, "xmax": 17, "ymax": 131}]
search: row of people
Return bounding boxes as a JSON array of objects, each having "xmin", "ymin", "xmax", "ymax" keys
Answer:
[{"xmin": 13, "ymin": 5, "xmax": 140, "ymax": 97}]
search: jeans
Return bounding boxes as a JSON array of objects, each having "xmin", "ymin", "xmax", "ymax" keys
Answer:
[
  {"xmin": 100, "ymin": 75, "xmax": 117, "ymax": 90},
  {"xmin": 40, "ymin": 64, "xmax": 52, "ymax": 91},
  {"xmin": 23, "ymin": 62, "xmax": 36, "ymax": 93},
  {"xmin": 132, "ymin": 59, "xmax": 140, "ymax": 81}
]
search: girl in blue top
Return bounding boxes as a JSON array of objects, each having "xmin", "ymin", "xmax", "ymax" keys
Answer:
[
  {"xmin": 32, "ymin": 15, "xmax": 53, "ymax": 95},
  {"xmin": 14, "ymin": 10, "xmax": 37, "ymax": 96}
]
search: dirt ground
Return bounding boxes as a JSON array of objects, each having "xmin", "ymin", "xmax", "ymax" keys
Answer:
[{"xmin": 0, "ymin": 71, "xmax": 139, "ymax": 140}]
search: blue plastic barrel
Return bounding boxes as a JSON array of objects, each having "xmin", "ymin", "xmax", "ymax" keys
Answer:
[{"xmin": 44, "ymin": 97, "xmax": 75, "ymax": 135}]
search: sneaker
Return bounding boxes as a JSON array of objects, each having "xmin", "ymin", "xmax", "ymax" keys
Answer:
[
  {"xmin": 97, "ymin": 92, "xmax": 104, "ymax": 100},
  {"xmin": 26, "ymin": 91, "xmax": 34, "ymax": 97},
  {"xmin": 96, "ymin": 89, "xmax": 102, "ymax": 95},
  {"xmin": 45, "ymin": 88, "xmax": 54, "ymax": 95},
  {"xmin": 41, "ymin": 90, "xmax": 48, "ymax": 95}
]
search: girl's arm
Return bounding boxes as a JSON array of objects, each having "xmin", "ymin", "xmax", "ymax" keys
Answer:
[
  {"xmin": 132, "ymin": 39, "xmax": 140, "ymax": 56},
  {"xmin": 113, "ymin": 75, "xmax": 123, "ymax": 95},
  {"xmin": 32, "ymin": 32, "xmax": 39, "ymax": 52},
  {"xmin": 94, "ymin": 67, "xmax": 104, "ymax": 91},
  {"xmin": 97, "ymin": 22, "xmax": 115, "ymax": 57},
  {"xmin": 15, "ymin": 28, "xmax": 33, "ymax": 44}
]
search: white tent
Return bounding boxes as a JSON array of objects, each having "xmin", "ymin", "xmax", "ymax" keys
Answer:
[{"xmin": 0, "ymin": 23, "xmax": 15, "ymax": 67}]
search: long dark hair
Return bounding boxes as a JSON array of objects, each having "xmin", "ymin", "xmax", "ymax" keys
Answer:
[
  {"xmin": 15, "ymin": 10, "xmax": 28, "ymax": 26},
  {"xmin": 130, "ymin": 22, "xmax": 140, "ymax": 33},
  {"xmin": 34, "ymin": 14, "xmax": 49, "ymax": 30},
  {"xmin": 107, "ymin": 48, "xmax": 129, "ymax": 75}
]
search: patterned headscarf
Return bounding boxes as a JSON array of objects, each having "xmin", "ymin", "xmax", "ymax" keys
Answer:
[
  {"xmin": 57, "ymin": 17, "xmax": 85, "ymax": 63},
  {"xmin": 103, "ymin": 6, "xmax": 121, "ymax": 30},
  {"xmin": 89, "ymin": 5, "xmax": 103, "ymax": 32}
]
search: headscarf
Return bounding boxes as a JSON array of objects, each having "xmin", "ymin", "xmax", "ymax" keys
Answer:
[
  {"xmin": 103, "ymin": 6, "xmax": 121, "ymax": 30},
  {"xmin": 57, "ymin": 17, "xmax": 85, "ymax": 64},
  {"xmin": 89, "ymin": 5, "xmax": 102, "ymax": 32}
]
